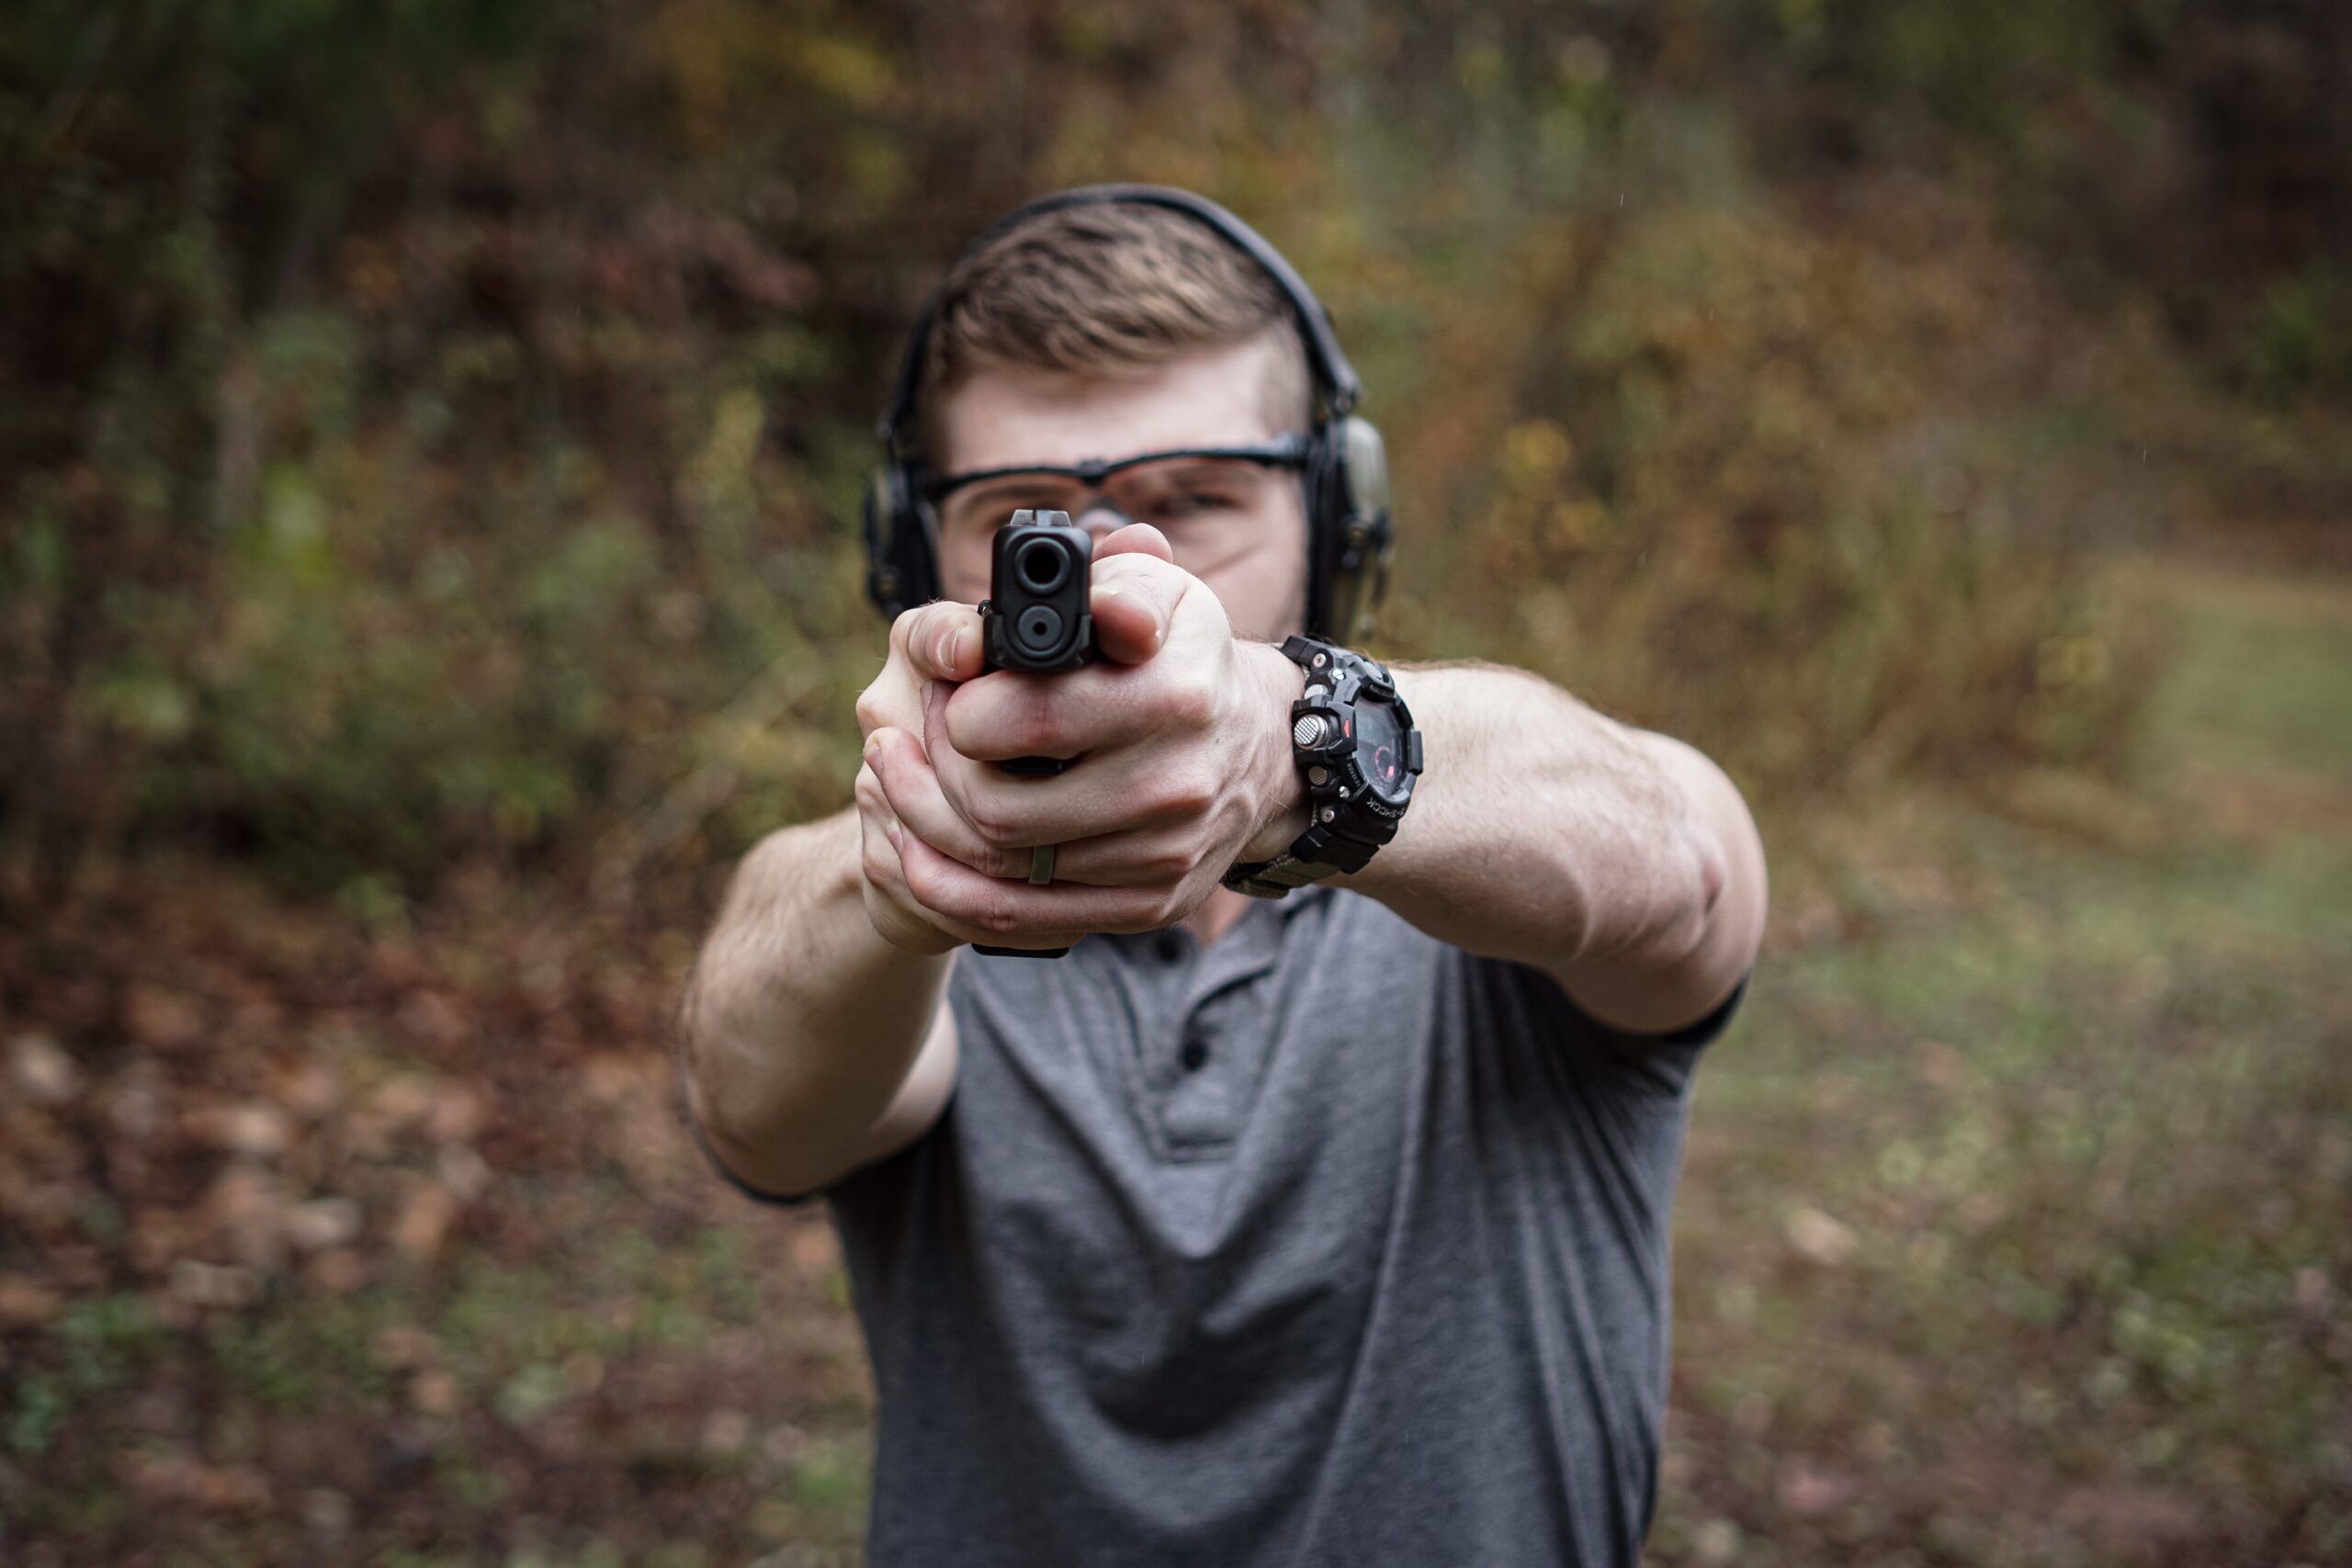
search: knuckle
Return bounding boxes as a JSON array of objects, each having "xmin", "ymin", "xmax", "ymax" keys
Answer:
[
  {"xmin": 890, "ymin": 603, "xmax": 933, "ymax": 647},
  {"xmin": 1158, "ymin": 763, "xmax": 1218, "ymax": 818},
  {"xmin": 1012, "ymin": 695, "xmax": 1065, "ymax": 757},
  {"xmin": 962, "ymin": 793, "xmax": 1018, "ymax": 847},
  {"xmin": 966, "ymin": 889, "xmax": 1021, "ymax": 935},
  {"xmin": 898, "ymin": 844, "xmax": 941, "ymax": 904},
  {"xmin": 892, "ymin": 605, "xmax": 947, "ymax": 671},
  {"xmin": 1139, "ymin": 846, "xmax": 1197, "ymax": 884},
  {"xmin": 901, "ymin": 852, "xmax": 1014, "ymax": 934},
  {"xmin": 854, "ymin": 688, "xmax": 890, "ymax": 735},
  {"xmin": 886, "ymin": 610, "xmax": 920, "ymax": 663},
  {"xmin": 1110, "ymin": 895, "xmax": 1179, "ymax": 935},
  {"xmin": 1165, "ymin": 671, "xmax": 1216, "ymax": 729}
]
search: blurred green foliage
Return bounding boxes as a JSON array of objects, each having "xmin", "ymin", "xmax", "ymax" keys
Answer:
[{"xmin": 2, "ymin": 0, "xmax": 2346, "ymax": 902}]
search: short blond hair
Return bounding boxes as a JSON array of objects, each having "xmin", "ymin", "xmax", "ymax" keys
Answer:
[{"xmin": 917, "ymin": 202, "xmax": 1314, "ymax": 460}]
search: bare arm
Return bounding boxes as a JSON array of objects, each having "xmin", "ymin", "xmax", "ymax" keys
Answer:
[
  {"xmin": 1346, "ymin": 660, "xmax": 1767, "ymax": 1034},
  {"xmin": 856, "ymin": 527, "xmax": 1765, "ymax": 1044},
  {"xmin": 678, "ymin": 595, "xmax": 1001, "ymax": 1199},
  {"xmin": 676, "ymin": 553, "xmax": 1208, "ymax": 1196},
  {"xmin": 680, "ymin": 808, "xmax": 957, "ymax": 1197}
]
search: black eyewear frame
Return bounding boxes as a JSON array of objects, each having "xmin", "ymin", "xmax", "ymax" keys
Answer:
[{"xmin": 922, "ymin": 435, "xmax": 1314, "ymax": 503}]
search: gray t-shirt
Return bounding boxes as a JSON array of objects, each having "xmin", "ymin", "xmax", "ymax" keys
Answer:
[{"xmin": 819, "ymin": 885, "xmax": 1740, "ymax": 1567}]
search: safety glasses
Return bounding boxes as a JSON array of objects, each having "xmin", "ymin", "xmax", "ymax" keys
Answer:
[
  {"xmin": 924, "ymin": 436, "xmax": 1313, "ymax": 504},
  {"xmin": 922, "ymin": 438, "xmax": 1306, "ymax": 544}
]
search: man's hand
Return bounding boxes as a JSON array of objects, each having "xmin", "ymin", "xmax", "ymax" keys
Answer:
[
  {"xmin": 863, "ymin": 525, "xmax": 1305, "ymax": 952},
  {"xmin": 853, "ymin": 594, "xmax": 986, "ymax": 954}
]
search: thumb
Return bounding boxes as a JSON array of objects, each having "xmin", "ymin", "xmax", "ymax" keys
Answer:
[
  {"xmin": 889, "ymin": 601, "xmax": 985, "ymax": 684},
  {"xmin": 1091, "ymin": 520, "xmax": 1175, "ymax": 567},
  {"xmin": 1090, "ymin": 549, "xmax": 1190, "ymax": 666}
]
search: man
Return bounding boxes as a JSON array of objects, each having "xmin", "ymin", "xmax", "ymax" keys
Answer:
[{"xmin": 681, "ymin": 186, "xmax": 1767, "ymax": 1566}]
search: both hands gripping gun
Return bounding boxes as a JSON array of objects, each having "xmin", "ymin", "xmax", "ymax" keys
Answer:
[{"xmin": 972, "ymin": 509, "xmax": 1092, "ymax": 957}]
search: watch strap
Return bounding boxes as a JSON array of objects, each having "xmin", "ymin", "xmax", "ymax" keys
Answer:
[
  {"xmin": 1224, "ymin": 697, "xmax": 1407, "ymax": 899},
  {"xmin": 1222, "ymin": 852, "xmax": 1332, "ymax": 899}
]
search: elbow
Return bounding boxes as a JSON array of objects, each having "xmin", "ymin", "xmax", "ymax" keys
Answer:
[
  {"xmin": 684, "ymin": 1066, "xmax": 842, "ymax": 1202},
  {"xmin": 1631, "ymin": 819, "xmax": 1725, "ymax": 973},
  {"xmin": 1646, "ymin": 738, "xmax": 1762, "ymax": 973},
  {"xmin": 1681, "ymin": 753, "xmax": 1768, "ymax": 981},
  {"xmin": 677, "ymin": 982, "xmax": 838, "ymax": 1201},
  {"xmin": 1658, "ymin": 825, "xmax": 1728, "ymax": 967}
]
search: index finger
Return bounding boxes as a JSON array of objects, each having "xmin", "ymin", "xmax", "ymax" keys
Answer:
[{"xmin": 889, "ymin": 601, "xmax": 987, "ymax": 683}]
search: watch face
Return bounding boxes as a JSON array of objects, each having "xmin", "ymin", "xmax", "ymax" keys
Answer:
[{"xmin": 1352, "ymin": 697, "xmax": 1412, "ymax": 805}]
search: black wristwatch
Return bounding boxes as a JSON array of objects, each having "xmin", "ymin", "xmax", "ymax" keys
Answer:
[{"xmin": 1223, "ymin": 636, "xmax": 1423, "ymax": 898}]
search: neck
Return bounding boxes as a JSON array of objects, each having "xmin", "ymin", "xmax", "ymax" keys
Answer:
[{"xmin": 1183, "ymin": 886, "xmax": 1255, "ymax": 946}]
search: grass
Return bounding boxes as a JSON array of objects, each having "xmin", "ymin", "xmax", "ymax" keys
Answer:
[
  {"xmin": 1652, "ymin": 555, "xmax": 2352, "ymax": 1565},
  {"xmin": 3, "ymin": 550, "xmax": 2345, "ymax": 1565}
]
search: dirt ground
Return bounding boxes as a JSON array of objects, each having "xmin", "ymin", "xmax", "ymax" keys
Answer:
[{"xmin": 4, "ymin": 554, "xmax": 2346, "ymax": 1566}]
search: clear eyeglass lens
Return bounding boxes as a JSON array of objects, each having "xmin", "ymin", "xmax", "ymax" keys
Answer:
[{"xmin": 940, "ymin": 456, "xmax": 1279, "ymax": 543}]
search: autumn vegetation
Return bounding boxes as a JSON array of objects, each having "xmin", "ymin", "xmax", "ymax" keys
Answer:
[{"xmin": 3, "ymin": 3, "xmax": 2347, "ymax": 1564}]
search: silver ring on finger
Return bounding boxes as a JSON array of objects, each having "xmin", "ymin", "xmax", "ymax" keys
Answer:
[{"xmin": 1028, "ymin": 844, "xmax": 1057, "ymax": 886}]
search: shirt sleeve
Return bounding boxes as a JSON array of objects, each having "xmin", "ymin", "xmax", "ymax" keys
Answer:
[
  {"xmin": 1475, "ymin": 958, "xmax": 1751, "ymax": 1099},
  {"xmin": 674, "ymin": 1060, "xmax": 826, "ymax": 1207}
]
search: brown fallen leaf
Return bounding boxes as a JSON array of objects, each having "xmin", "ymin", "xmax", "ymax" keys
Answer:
[
  {"xmin": 103, "ymin": 1066, "xmax": 169, "ymax": 1139},
  {"xmin": 411, "ymin": 1367, "xmax": 458, "ymax": 1415},
  {"xmin": 582, "ymin": 1052, "xmax": 646, "ymax": 1105},
  {"xmin": 789, "ymin": 1222, "xmax": 840, "ymax": 1273},
  {"xmin": 7, "ymin": 1032, "xmax": 79, "ymax": 1104},
  {"xmin": 391, "ymin": 1183, "xmax": 459, "ymax": 1260},
  {"xmin": 1779, "ymin": 1461, "xmax": 1857, "ymax": 1517},
  {"xmin": 170, "ymin": 1258, "xmax": 261, "ymax": 1308},
  {"xmin": 368, "ymin": 1075, "xmax": 439, "ymax": 1132},
  {"xmin": 204, "ymin": 1166, "xmax": 296, "ymax": 1269},
  {"xmin": 400, "ymin": 988, "xmax": 468, "ymax": 1046},
  {"xmin": 188, "ymin": 1102, "xmax": 291, "ymax": 1158},
  {"xmin": 701, "ymin": 1408, "xmax": 752, "ymax": 1456},
  {"xmin": 0, "ymin": 1273, "xmax": 61, "ymax": 1326},
  {"xmin": 121, "ymin": 1451, "xmax": 272, "ymax": 1511},
  {"xmin": 374, "ymin": 1324, "xmax": 443, "ymax": 1369},
  {"xmin": 303, "ymin": 1248, "xmax": 367, "ymax": 1294},
  {"xmin": 125, "ymin": 984, "xmax": 206, "ymax": 1049},
  {"xmin": 1782, "ymin": 1204, "xmax": 1858, "ymax": 1267},
  {"xmin": 435, "ymin": 1145, "xmax": 491, "ymax": 1202},
  {"xmin": 302, "ymin": 1486, "xmax": 354, "ymax": 1536},
  {"xmin": 286, "ymin": 1196, "xmax": 362, "ymax": 1251},
  {"xmin": 277, "ymin": 1059, "xmax": 343, "ymax": 1119},
  {"xmin": 426, "ymin": 1084, "xmax": 485, "ymax": 1144}
]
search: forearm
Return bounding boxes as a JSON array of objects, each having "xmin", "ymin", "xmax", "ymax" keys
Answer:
[
  {"xmin": 680, "ymin": 808, "xmax": 955, "ymax": 1193},
  {"xmin": 1346, "ymin": 660, "xmax": 1766, "ymax": 1032}
]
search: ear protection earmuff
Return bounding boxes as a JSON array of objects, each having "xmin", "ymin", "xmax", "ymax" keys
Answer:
[{"xmin": 863, "ymin": 184, "xmax": 1394, "ymax": 643}]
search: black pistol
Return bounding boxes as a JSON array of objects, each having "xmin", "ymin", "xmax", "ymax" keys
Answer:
[
  {"xmin": 973, "ymin": 509, "xmax": 1092, "ymax": 958},
  {"xmin": 980, "ymin": 508, "xmax": 1094, "ymax": 695}
]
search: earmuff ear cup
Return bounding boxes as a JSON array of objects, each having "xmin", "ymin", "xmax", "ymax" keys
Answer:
[
  {"xmin": 1338, "ymin": 415, "xmax": 1394, "ymax": 637},
  {"xmin": 864, "ymin": 470, "xmax": 906, "ymax": 619},
  {"xmin": 1301, "ymin": 428, "xmax": 1338, "ymax": 640},
  {"xmin": 863, "ymin": 466, "xmax": 940, "ymax": 621},
  {"xmin": 1306, "ymin": 415, "xmax": 1394, "ymax": 643}
]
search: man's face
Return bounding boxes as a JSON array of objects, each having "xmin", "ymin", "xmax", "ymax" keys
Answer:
[{"xmin": 928, "ymin": 332, "xmax": 1311, "ymax": 643}]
